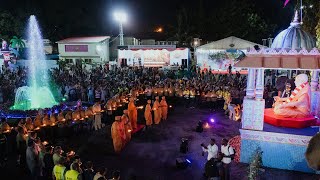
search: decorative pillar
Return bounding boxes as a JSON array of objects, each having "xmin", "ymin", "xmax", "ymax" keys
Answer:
[
  {"xmin": 311, "ymin": 70, "xmax": 319, "ymax": 92},
  {"xmin": 255, "ymin": 69, "xmax": 265, "ymax": 99},
  {"xmin": 246, "ymin": 68, "xmax": 256, "ymax": 98},
  {"xmin": 289, "ymin": 70, "xmax": 292, "ymax": 79},
  {"xmin": 242, "ymin": 68, "xmax": 265, "ymax": 131},
  {"xmin": 311, "ymin": 70, "xmax": 320, "ymax": 117}
]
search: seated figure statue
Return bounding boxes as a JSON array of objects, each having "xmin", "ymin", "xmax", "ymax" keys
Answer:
[{"xmin": 273, "ymin": 74, "xmax": 311, "ymax": 118}]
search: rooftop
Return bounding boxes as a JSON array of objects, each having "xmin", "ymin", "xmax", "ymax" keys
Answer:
[
  {"xmin": 234, "ymin": 48, "xmax": 320, "ymax": 70},
  {"xmin": 197, "ymin": 36, "xmax": 265, "ymax": 50},
  {"xmin": 56, "ymin": 36, "xmax": 110, "ymax": 44}
]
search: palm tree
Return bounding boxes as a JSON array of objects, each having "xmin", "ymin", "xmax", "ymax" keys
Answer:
[{"xmin": 10, "ymin": 36, "xmax": 25, "ymax": 52}]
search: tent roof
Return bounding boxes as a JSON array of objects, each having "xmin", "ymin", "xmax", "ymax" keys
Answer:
[{"xmin": 197, "ymin": 36, "xmax": 266, "ymax": 50}]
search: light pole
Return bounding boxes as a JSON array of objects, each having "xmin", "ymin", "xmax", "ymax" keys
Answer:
[
  {"xmin": 192, "ymin": 38, "xmax": 201, "ymax": 72},
  {"xmin": 192, "ymin": 38, "xmax": 201, "ymax": 59},
  {"xmin": 114, "ymin": 11, "xmax": 127, "ymax": 46}
]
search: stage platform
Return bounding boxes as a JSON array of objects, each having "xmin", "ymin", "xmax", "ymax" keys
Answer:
[
  {"xmin": 240, "ymin": 125, "xmax": 318, "ymax": 173},
  {"xmin": 264, "ymin": 108, "xmax": 317, "ymax": 128},
  {"xmin": 263, "ymin": 122, "xmax": 319, "ymax": 136}
]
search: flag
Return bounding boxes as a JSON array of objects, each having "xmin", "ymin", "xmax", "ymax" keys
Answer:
[{"xmin": 284, "ymin": 0, "xmax": 290, "ymax": 7}]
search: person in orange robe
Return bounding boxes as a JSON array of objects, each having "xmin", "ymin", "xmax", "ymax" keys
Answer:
[
  {"xmin": 65, "ymin": 111, "xmax": 72, "ymax": 122},
  {"xmin": 72, "ymin": 109, "xmax": 81, "ymax": 121},
  {"xmin": 111, "ymin": 116, "xmax": 123, "ymax": 153},
  {"xmin": 122, "ymin": 110, "xmax": 132, "ymax": 144},
  {"xmin": 25, "ymin": 117, "xmax": 34, "ymax": 131},
  {"xmin": 34, "ymin": 113, "xmax": 42, "ymax": 128},
  {"xmin": 153, "ymin": 97, "xmax": 161, "ymax": 124},
  {"xmin": 160, "ymin": 96, "xmax": 168, "ymax": 120},
  {"xmin": 57, "ymin": 110, "xmax": 65, "ymax": 122},
  {"xmin": 144, "ymin": 100, "xmax": 153, "ymax": 127},
  {"xmin": 50, "ymin": 113, "xmax": 57, "ymax": 125},
  {"xmin": 128, "ymin": 98, "xmax": 138, "ymax": 129},
  {"xmin": 42, "ymin": 113, "xmax": 50, "ymax": 126}
]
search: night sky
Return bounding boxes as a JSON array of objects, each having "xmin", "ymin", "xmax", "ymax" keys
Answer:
[{"xmin": 1, "ymin": 0, "xmax": 296, "ymax": 42}]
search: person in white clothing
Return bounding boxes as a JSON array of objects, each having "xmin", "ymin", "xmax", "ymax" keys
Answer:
[
  {"xmin": 100, "ymin": 87, "xmax": 106, "ymax": 103},
  {"xmin": 93, "ymin": 102, "xmax": 102, "ymax": 131},
  {"xmin": 201, "ymin": 138, "xmax": 218, "ymax": 161},
  {"xmin": 221, "ymin": 138, "xmax": 234, "ymax": 180}
]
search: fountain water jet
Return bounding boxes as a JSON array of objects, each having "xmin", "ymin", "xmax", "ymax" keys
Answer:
[{"xmin": 11, "ymin": 15, "xmax": 58, "ymax": 110}]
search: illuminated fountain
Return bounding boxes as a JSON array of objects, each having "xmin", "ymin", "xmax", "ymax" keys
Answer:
[{"xmin": 11, "ymin": 15, "xmax": 58, "ymax": 110}]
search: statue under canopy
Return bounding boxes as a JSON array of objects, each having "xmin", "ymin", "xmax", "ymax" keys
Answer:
[{"xmin": 273, "ymin": 74, "xmax": 311, "ymax": 118}]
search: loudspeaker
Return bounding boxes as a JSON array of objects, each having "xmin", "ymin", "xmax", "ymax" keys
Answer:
[
  {"xmin": 176, "ymin": 157, "xmax": 188, "ymax": 169},
  {"xmin": 196, "ymin": 121, "xmax": 203, "ymax": 133},
  {"xmin": 180, "ymin": 138, "xmax": 189, "ymax": 153}
]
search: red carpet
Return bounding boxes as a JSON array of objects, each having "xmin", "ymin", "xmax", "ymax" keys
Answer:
[
  {"xmin": 264, "ymin": 108, "xmax": 316, "ymax": 128},
  {"xmin": 132, "ymin": 124, "xmax": 145, "ymax": 134}
]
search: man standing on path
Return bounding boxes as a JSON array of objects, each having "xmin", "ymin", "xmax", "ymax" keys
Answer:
[
  {"xmin": 201, "ymin": 138, "xmax": 218, "ymax": 161},
  {"xmin": 221, "ymin": 138, "xmax": 234, "ymax": 180}
]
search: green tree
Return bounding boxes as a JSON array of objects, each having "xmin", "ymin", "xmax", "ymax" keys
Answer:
[
  {"xmin": 0, "ymin": 11, "xmax": 24, "ymax": 41},
  {"xmin": 297, "ymin": 0, "xmax": 320, "ymax": 36},
  {"xmin": 10, "ymin": 36, "xmax": 25, "ymax": 52},
  {"xmin": 167, "ymin": 7, "xmax": 197, "ymax": 47},
  {"xmin": 207, "ymin": 0, "xmax": 277, "ymax": 42},
  {"xmin": 56, "ymin": 59, "xmax": 68, "ymax": 70}
]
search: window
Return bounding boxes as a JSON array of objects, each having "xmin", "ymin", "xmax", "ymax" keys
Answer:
[
  {"xmin": 84, "ymin": 59, "xmax": 92, "ymax": 64},
  {"xmin": 65, "ymin": 59, "xmax": 73, "ymax": 63}
]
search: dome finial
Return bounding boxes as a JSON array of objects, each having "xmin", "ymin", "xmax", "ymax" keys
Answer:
[{"xmin": 290, "ymin": 10, "xmax": 300, "ymax": 26}]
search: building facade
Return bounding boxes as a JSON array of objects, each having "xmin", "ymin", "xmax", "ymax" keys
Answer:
[
  {"xmin": 23, "ymin": 39, "xmax": 53, "ymax": 54},
  {"xmin": 57, "ymin": 36, "xmax": 110, "ymax": 66},
  {"xmin": 109, "ymin": 37, "xmax": 139, "ymax": 61},
  {"xmin": 118, "ymin": 45, "xmax": 190, "ymax": 67}
]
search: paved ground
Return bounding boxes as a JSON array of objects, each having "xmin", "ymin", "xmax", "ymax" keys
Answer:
[
  {"xmin": 3, "ymin": 104, "xmax": 320, "ymax": 180},
  {"xmin": 76, "ymin": 106, "xmax": 320, "ymax": 180}
]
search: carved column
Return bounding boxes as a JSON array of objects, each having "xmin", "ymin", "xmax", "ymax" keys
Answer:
[
  {"xmin": 246, "ymin": 68, "xmax": 256, "ymax": 98},
  {"xmin": 242, "ymin": 68, "xmax": 264, "ymax": 131},
  {"xmin": 311, "ymin": 70, "xmax": 319, "ymax": 92},
  {"xmin": 255, "ymin": 69, "xmax": 265, "ymax": 99}
]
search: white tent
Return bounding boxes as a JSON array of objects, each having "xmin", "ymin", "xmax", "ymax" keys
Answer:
[
  {"xmin": 196, "ymin": 36, "xmax": 265, "ymax": 71},
  {"xmin": 197, "ymin": 36, "xmax": 265, "ymax": 51}
]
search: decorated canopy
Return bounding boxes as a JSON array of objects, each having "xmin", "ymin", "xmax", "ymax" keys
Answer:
[{"xmin": 196, "ymin": 36, "xmax": 265, "ymax": 70}]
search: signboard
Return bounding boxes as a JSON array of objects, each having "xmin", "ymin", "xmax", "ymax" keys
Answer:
[
  {"xmin": 65, "ymin": 45, "xmax": 88, "ymax": 52},
  {"xmin": 3, "ymin": 53, "xmax": 10, "ymax": 61}
]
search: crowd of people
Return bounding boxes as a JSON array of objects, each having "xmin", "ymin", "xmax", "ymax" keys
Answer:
[
  {"xmin": 1, "ymin": 115, "xmax": 123, "ymax": 180},
  {"xmin": 0, "ymin": 64, "xmax": 270, "ymax": 180}
]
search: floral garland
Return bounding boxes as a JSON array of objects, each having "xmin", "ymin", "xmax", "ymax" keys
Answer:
[{"xmin": 228, "ymin": 135, "xmax": 241, "ymax": 163}]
